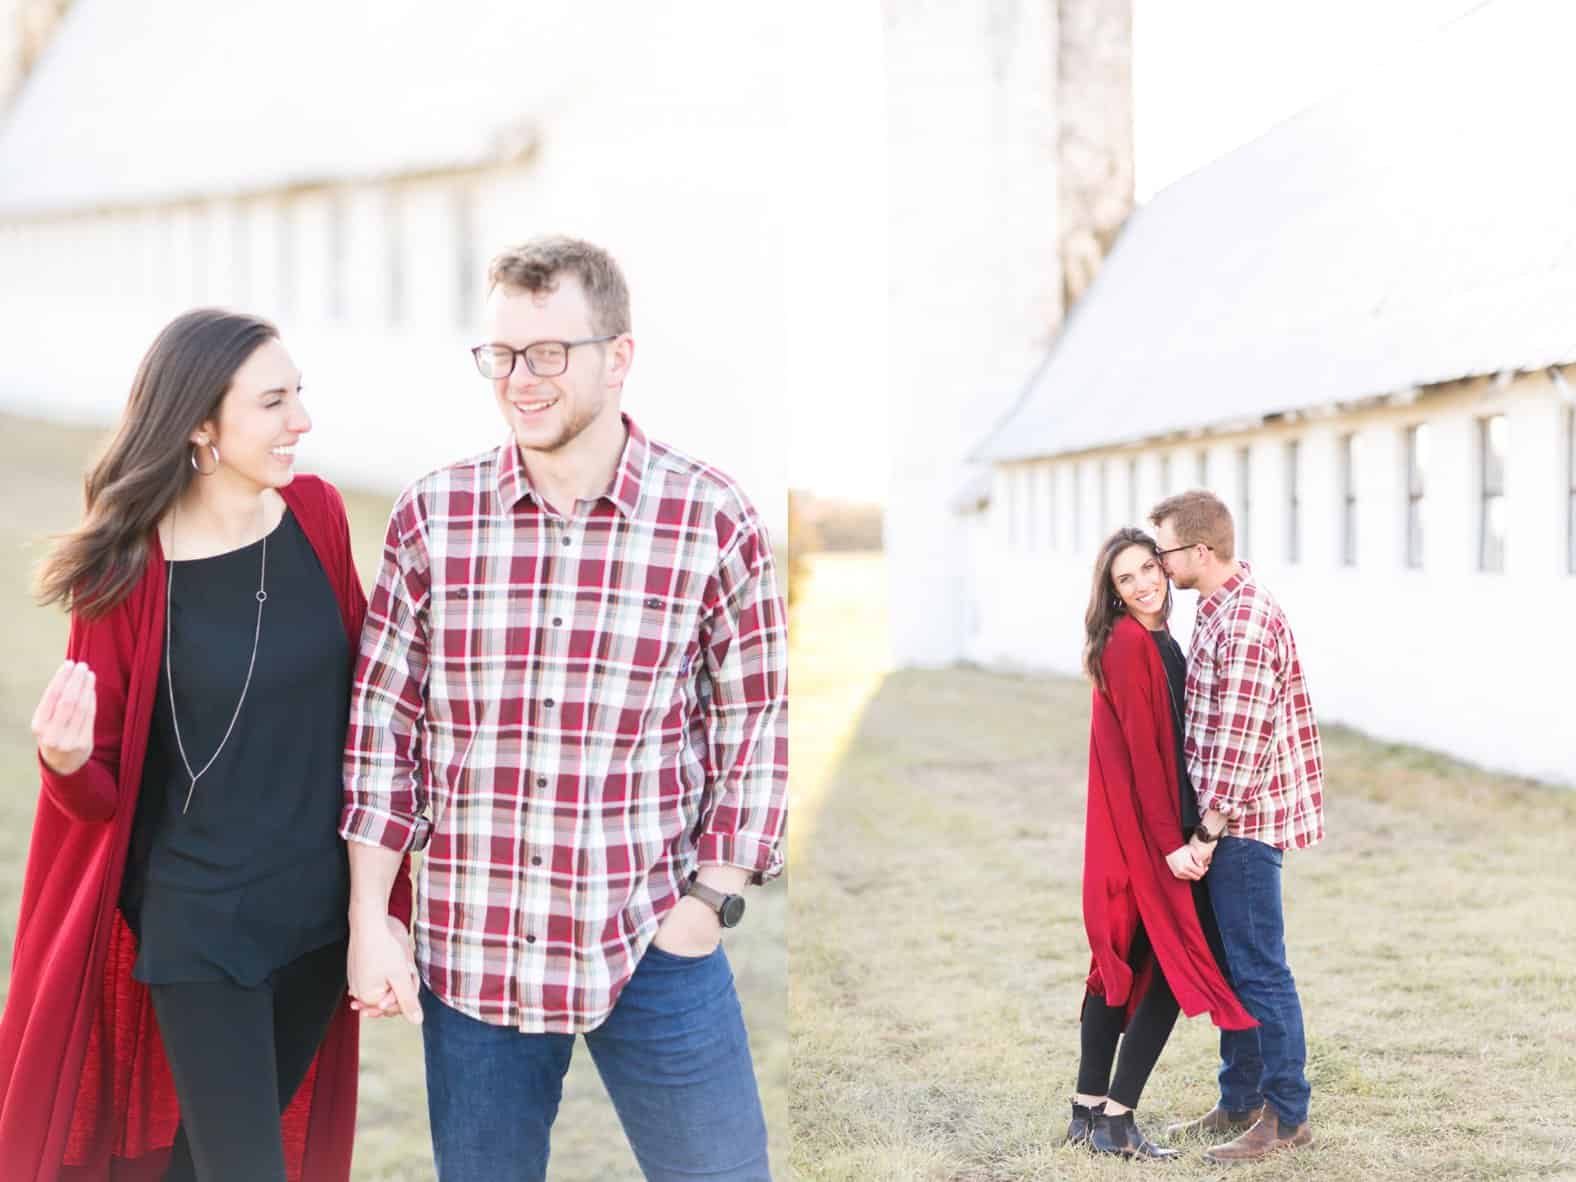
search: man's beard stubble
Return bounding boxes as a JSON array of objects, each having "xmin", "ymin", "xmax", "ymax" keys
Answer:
[{"xmin": 519, "ymin": 389, "xmax": 606, "ymax": 457}]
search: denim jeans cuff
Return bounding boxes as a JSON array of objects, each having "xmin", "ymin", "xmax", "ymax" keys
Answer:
[{"xmin": 1223, "ymin": 1093, "xmax": 1264, "ymax": 1114}]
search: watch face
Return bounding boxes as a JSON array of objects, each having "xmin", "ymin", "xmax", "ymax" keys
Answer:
[{"xmin": 719, "ymin": 894, "xmax": 746, "ymax": 928}]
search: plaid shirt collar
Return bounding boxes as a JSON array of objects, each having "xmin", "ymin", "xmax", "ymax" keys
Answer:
[
  {"xmin": 494, "ymin": 413, "xmax": 649, "ymax": 520},
  {"xmin": 1195, "ymin": 559, "xmax": 1254, "ymax": 627}
]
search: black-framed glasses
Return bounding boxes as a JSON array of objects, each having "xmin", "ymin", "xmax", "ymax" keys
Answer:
[
  {"xmin": 1156, "ymin": 542, "xmax": 1214, "ymax": 557},
  {"xmin": 470, "ymin": 336, "xmax": 617, "ymax": 379}
]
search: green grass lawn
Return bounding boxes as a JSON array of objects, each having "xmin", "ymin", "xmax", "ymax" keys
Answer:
[
  {"xmin": 0, "ymin": 415, "xmax": 785, "ymax": 1181},
  {"xmin": 789, "ymin": 552, "xmax": 1576, "ymax": 1182}
]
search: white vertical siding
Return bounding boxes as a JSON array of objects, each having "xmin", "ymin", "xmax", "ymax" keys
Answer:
[{"xmin": 967, "ymin": 381, "xmax": 1575, "ymax": 786}]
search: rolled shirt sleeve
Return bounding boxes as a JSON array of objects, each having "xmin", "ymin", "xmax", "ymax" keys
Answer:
[
  {"xmin": 695, "ymin": 514, "xmax": 788, "ymax": 881},
  {"xmin": 340, "ymin": 494, "xmax": 434, "ymax": 854}
]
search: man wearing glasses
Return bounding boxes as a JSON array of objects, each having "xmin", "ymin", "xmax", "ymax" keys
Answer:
[
  {"xmin": 1149, "ymin": 491, "xmax": 1324, "ymax": 1165},
  {"xmin": 339, "ymin": 235, "xmax": 786, "ymax": 1181}
]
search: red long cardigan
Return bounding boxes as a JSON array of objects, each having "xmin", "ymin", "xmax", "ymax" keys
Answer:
[
  {"xmin": 1082, "ymin": 614, "xmax": 1256, "ymax": 1031},
  {"xmin": 0, "ymin": 475, "xmax": 412, "ymax": 1182}
]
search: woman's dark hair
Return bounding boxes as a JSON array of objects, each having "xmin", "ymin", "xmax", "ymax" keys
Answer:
[
  {"xmin": 36, "ymin": 308, "xmax": 279, "ymax": 617},
  {"xmin": 1082, "ymin": 527, "xmax": 1172, "ymax": 694}
]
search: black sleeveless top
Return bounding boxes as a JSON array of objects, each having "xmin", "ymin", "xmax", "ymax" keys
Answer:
[
  {"xmin": 1149, "ymin": 626, "xmax": 1200, "ymax": 832},
  {"xmin": 120, "ymin": 508, "xmax": 351, "ymax": 985}
]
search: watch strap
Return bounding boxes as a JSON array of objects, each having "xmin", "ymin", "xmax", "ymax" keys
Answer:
[
  {"xmin": 686, "ymin": 880, "xmax": 729, "ymax": 911},
  {"xmin": 683, "ymin": 879, "xmax": 745, "ymax": 927}
]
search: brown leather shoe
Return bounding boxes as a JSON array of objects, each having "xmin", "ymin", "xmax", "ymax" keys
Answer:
[
  {"xmin": 1203, "ymin": 1111, "xmax": 1313, "ymax": 1163},
  {"xmin": 1163, "ymin": 1104, "xmax": 1264, "ymax": 1142}
]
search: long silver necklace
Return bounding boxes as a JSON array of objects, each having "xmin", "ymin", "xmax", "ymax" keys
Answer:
[{"xmin": 165, "ymin": 499, "xmax": 270, "ymax": 814}]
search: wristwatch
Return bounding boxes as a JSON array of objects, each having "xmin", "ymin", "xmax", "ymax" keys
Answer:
[
  {"xmin": 1192, "ymin": 821, "xmax": 1225, "ymax": 844},
  {"xmin": 684, "ymin": 879, "xmax": 746, "ymax": 928}
]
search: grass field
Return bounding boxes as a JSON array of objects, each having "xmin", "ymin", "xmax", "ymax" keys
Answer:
[
  {"xmin": 0, "ymin": 414, "xmax": 785, "ymax": 1181},
  {"xmin": 789, "ymin": 552, "xmax": 1576, "ymax": 1182}
]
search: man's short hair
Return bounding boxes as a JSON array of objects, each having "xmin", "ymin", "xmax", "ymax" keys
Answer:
[
  {"xmin": 1149, "ymin": 489, "xmax": 1236, "ymax": 561},
  {"xmin": 487, "ymin": 235, "xmax": 632, "ymax": 337}
]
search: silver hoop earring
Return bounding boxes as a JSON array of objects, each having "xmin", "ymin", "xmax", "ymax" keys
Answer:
[{"xmin": 190, "ymin": 443, "xmax": 220, "ymax": 475}]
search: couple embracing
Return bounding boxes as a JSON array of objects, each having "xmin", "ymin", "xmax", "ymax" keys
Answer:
[
  {"xmin": 0, "ymin": 235, "xmax": 786, "ymax": 1181},
  {"xmin": 1069, "ymin": 491, "xmax": 1325, "ymax": 1165}
]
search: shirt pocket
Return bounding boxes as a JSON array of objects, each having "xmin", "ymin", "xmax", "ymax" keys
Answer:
[
  {"xmin": 428, "ymin": 583, "xmax": 534, "ymax": 702},
  {"xmin": 617, "ymin": 588, "xmax": 702, "ymax": 681}
]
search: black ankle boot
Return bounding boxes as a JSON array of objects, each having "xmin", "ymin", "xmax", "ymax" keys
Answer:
[
  {"xmin": 1090, "ymin": 1109, "xmax": 1180, "ymax": 1160},
  {"xmin": 1066, "ymin": 1099, "xmax": 1102, "ymax": 1146}
]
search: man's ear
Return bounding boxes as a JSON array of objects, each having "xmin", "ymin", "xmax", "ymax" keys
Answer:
[{"xmin": 606, "ymin": 335, "xmax": 635, "ymax": 389}]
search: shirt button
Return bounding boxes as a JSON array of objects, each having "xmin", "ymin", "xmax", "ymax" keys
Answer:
[
  {"xmin": 561, "ymin": 536, "xmax": 571, "ymax": 547},
  {"xmin": 526, "ymin": 934, "xmax": 537, "ymax": 944},
  {"xmin": 536, "ymin": 776, "xmax": 547, "ymax": 787},
  {"xmin": 544, "ymin": 698, "xmax": 555, "ymax": 708},
  {"xmin": 552, "ymin": 616, "xmax": 563, "ymax": 627},
  {"xmin": 531, "ymin": 855, "xmax": 542, "ymax": 866}
]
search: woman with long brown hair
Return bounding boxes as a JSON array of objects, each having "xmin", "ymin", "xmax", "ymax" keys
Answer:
[
  {"xmin": 0, "ymin": 309, "xmax": 413, "ymax": 1182},
  {"xmin": 1066, "ymin": 527, "xmax": 1256, "ymax": 1160}
]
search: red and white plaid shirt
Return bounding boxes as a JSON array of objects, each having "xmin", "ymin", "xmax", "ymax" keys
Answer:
[
  {"xmin": 1184, "ymin": 561, "xmax": 1325, "ymax": 851},
  {"xmin": 340, "ymin": 416, "xmax": 787, "ymax": 1033}
]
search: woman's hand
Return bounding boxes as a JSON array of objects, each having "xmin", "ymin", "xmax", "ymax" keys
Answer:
[
  {"xmin": 32, "ymin": 661, "xmax": 97, "ymax": 776},
  {"xmin": 1165, "ymin": 844, "xmax": 1207, "ymax": 881},
  {"xmin": 1188, "ymin": 833, "xmax": 1217, "ymax": 872},
  {"xmin": 348, "ymin": 913, "xmax": 422, "ymax": 1023}
]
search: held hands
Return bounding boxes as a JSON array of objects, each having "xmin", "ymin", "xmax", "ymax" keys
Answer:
[
  {"xmin": 32, "ymin": 661, "xmax": 97, "ymax": 776},
  {"xmin": 348, "ymin": 914, "xmax": 423, "ymax": 1024},
  {"xmin": 1165, "ymin": 844, "xmax": 1209, "ymax": 881},
  {"xmin": 1188, "ymin": 833, "xmax": 1217, "ymax": 872},
  {"xmin": 650, "ymin": 894, "xmax": 723, "ymax": 958}
]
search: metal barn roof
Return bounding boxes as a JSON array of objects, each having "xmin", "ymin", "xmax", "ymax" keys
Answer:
[
  {"xmin": 0, "ymin": 0, "xmax": 750, "ymax": 216},
  {"xmin": 976, "ymin": 0, "xmax": 1576, "ymax": 462}
]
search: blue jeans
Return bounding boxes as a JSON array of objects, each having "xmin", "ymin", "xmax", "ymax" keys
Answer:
[
  {"xmin": 1206, "ymin": 836, "xmax": 1312, "ymax": 1127},
  {"xmin": 421, "ymin": 943, "xmax": 770, "ymax": 1182}
]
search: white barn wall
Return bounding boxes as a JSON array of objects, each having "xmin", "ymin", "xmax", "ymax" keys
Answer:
[
  {"xmin": 885, "ymin": 2, "xmax": 1064, "ymax": 669},
  {"xmin": 0, "ymin": 6, "xmax": 789, "ymax": 539},
  {"xmin": 340, "ymin": 186, "xmax": 385, "ymax": 330},
  {"xmin": 292, "ymin": 194, "xmax": 334, "ymax": 330},
  {"xmin": 972, "ymin": 377, "xmax": 1575, "ymax": 787}
]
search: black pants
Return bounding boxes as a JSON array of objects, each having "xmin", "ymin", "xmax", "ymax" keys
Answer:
[
  {"xmin": 147, "ymin": 938, "xmax": 347, "ymax": 1182},
  {"xmin": 1076, "ymin": 925, "xmax": 1181, "ymax": 1109}
]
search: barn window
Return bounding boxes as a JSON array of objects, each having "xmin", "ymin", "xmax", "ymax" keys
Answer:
[
  {"xmin": 1046, "ymin": 465, "xmax": 1058, "ymax": 550},
  {"xmin": 229, "ymin": 203, "xmax": 251, "ymax": 304},
  {"xmin": 189, "ymin": 203, "xmax": 208, "ymax": 304},
  {"xmin": 1406, "ymin": 424, "xmax": 1429, "ymax": 569},
  {"xmin": 276, "ymin": 198, "xmax": 295, "ymax": 317},
  {"xmin": 1285, "ymin": 440, "xmax": 1301, "ymax": 563},
  {"xmin": 1478, "ymin": 415, "xmax": 1507, "ymax": 573},
  {"xmin": 1340, "ymin": 432, "xmax": 1357, "ymax": 566},
  {"xmin": 1568, "ymin": 408, "xmax": 1576, "ymax": 574},
  {"xmin": 1004, "ymin": 469, "xmax": 1017, "ymax": 549},
  {"xmin": 327, "ymin": 194, "xmax": 347, "ymax": 320},
  {"xmin": 1236, "ymin": 446, "xmax": 1251, "ymax": 558},
  {"xmin": 1073, "ymin": 465, "xmax": 1084, "ymax": 550},
  {"xmin": 387, "ymin": 188, "xmax": 406, "ymax": 326},
  {"xmin": 454, "ymin": 186, "xmax": 478, "ymax": 329},
  {"xmin": 1021, "ymin": 467, "xmax": 1035, "ymax": 550}
]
